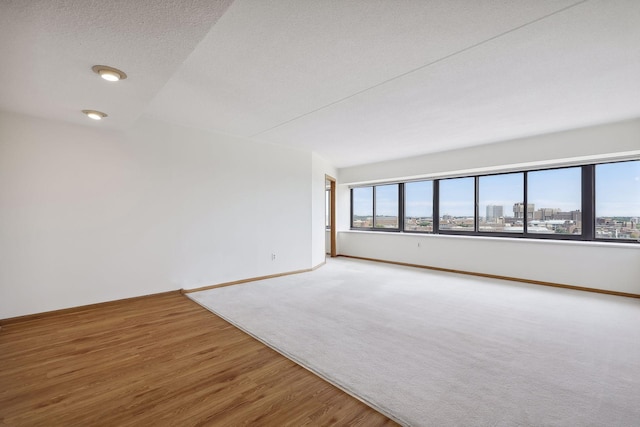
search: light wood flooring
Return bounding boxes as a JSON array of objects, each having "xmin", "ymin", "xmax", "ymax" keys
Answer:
[{"xmin": 0, "ymin": 291, "xmax": 397, "ymax": 426}]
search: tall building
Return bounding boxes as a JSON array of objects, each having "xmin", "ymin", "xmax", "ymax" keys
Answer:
[
  {"xmin": 536, "ymin": 208, "xmax": 561, "ymax": 221},
  {"xmin": 513, "ymin": 203, "xmax": 535, "ymax": 220},
  {"xmin": 486, "ymin": 205, "xmax": 504, "ymax": 221}
]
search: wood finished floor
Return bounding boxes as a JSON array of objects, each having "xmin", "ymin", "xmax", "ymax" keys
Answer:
[{"xmin": 0, "ymin": 292, "xmax": 397, "ymax": 426}]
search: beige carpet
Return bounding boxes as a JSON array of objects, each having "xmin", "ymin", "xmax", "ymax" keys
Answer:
[{"xmin": 188, "ymin": 257, "xmax": 640, "ymax": 427}]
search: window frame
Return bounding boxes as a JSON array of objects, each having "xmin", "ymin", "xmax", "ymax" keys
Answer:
[
  {"xmin": 349, "ymin": 159, "xmax": 639, "ymax": 244},
  {"xmin": 437, "ymin": 176, "xmax": 477, "ymax": 236},
  {"xmin": 593, "ymin": 159, "xmax": 639, "ymax": 243},
  {"xmin": 350, "ymin": 183, "xmax": 402, "ymax": 232},
  {"xmin": 403, "ymin": 180, "xmax": 435, "ymax": 234},
  {"xmin": 523, "ymin": 165, "xmax": 586, "ymax": 241},
  {"xmin": 374, "ymin": 183, "xmax": 402, "ymax": 230},
  {"xmin": 476, "ymin": 171, "xmax": 525, "ymax": 238},
  {"xmin": 350, "ymin": 186, "xmax": 374, "ymax": 229}
]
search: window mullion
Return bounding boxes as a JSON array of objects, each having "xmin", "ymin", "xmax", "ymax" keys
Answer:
[
  {"xmin": 523, "ymin": 172, "xmax": 528, "ymax": 235},
  {"xmin": 582, "ymin": 165, "xmax": 594, "ymax": 240},
  {"xmin": 350, "ymin": 189, "xmax": 354, "ymax": 228},
  {"xmin": 474, "ymin": 176, "xmax": 479, "ymax": 233},
  {"xmin": 399, "ymin": 183, "xmax": 405, "ymax": 231},
  {"xmin": 372, "ymin": 186, "xmax": 377, "ymax": 229},
  {"xmin": 433, "ymin": 180, "xmax": 440, "ymax": 234}
]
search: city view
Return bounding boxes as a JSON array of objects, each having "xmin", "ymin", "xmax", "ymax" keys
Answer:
[
  {"xmin": 352, "ymin": 161, "xmax": 640, "ymax": 241},
  {"xmin": 356, "ymin": 209, "xmax": 639, "ymax": 239}
]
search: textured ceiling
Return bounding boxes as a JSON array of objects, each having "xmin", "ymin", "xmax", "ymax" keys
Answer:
[
  {"xmin": 1, "ymin": 0, "xmax": 639, "ymax": 167},
  {"xmin": 0, "ymin": 0, "xmax": 233, "ymax": 129}
]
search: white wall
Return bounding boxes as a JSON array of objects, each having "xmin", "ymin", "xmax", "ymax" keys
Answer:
[
  {"xmin": 339, "ymin": 232, "xmax": 640, "ymax": 294},
  {"xmin": 340, "ymin": 118, "xmax": 640, "ymax": 185},
  {"xmin": 326, "ymin": 230, "xmax": 331, "ymax": 254},
  {"xmin": 0, "ymin": 111, "xmax": 314, "ymax": 318},
  {"xmin": 311, "ymin": 153, "xmax": 337, "ymax": 266},
  {"xmin": 337, "ymin": 119, "xmax": 640, "ymax": 295}
]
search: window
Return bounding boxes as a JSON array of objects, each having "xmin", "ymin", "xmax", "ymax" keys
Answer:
[
  {"xmin": 404, "ymin": 181, "xmax": 433, "ymax": 232},
  {"xmin": 325, "ymin": 187, "xmax": 331, "ymax": 229},
  {"xmin": 595, "ymin": 160, "xmax": 640, "ymax": 240},
  {"xmin": 478, "ymin": 172, "xmax": 524, "ymax": 233},
  {"xmin": 374, "ymin": 184, "xmax": 399, "ymax": 229},
  {"xmin": 351, "ymin": 184, "xmax": 400, "ymax": 229},
  {"xmin": 349, "ymin": 159, "xmax": 638, "ymax": 244},
  {"xmin": 439, "ymin": 177, "xmax": 475, "ymax": 232},
  {"xmin": 352, "ymin": 187, "xmax": 373, "ymax": 228},
  {"xmin": 527, "ymin": 167, "xmax": 582, "ymax": 235}
]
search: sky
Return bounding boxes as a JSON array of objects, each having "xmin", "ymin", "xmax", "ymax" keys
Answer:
[
  {"xmin": 405, "ymin": 181, "xmax": 432, "ymax": 217},
  {"xmin": 353, "ymin": 184, "xmax": 398, "ymax": 216},
  {"xmin": 596, "ymin": 160, "xmax": 640, "ymax": 217},
  {"xmin": 352, "ymin": 187, "xmax": 373, "ymax": 216},
  {"xmin": 353, "ymin": 161, "xmax": 640, "ymax": 218}
]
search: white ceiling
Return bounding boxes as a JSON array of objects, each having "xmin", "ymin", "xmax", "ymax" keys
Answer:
[{"xmin": 1, "ymin": 0, "xmax": 639, "ymax": 167}]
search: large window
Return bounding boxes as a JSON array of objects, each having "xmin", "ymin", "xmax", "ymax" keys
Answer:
[
  {"xmin": 595, "ymin": 160, "xmax": 640, "ymax": 240},
  {"xmin": 439, "ymin": 177, "xmax": 475, "ymax": 232},
  {"xmin": 404, "ymin": 181, "xmax": 433, "ymax": 232},
  {"xmin": 350, "ymin": 159, "xmax": 639, "ymax": 244},
  {"xmin": 527, "ymin": 167, "xmax": 582, "ymax": 235},
  {"xmin": 478, "ymin": 172, "xmax": 524, "ymax": 233}
]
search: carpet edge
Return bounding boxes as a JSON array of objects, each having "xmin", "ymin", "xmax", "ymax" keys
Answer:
[{"xmin": 185, "ymin": 292, "xmax": 410, "ymax": 427}]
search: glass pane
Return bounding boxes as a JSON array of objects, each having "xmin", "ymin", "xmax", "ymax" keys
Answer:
[
  {"xmin": 352, "ymin": 187, "xmax": 373, "ymax": 228},
  {"xmin": 527, "ymin": 167, "xmax": 582, "ymax": 235},
  {"xmin": 325, "ymin": 189, "xmax": 331, "ymax": 228},
  {"xmin": 374, "ymin": 184, "xmax": 399, "ymax": 229},
  {"xmin": 404, "ymin": 181, "xmax": 433, "ymax": 232},
  {"xmin": 595, "ymin": 160, "xmax": 640, "ymax": 240},
  {"xmin": 439, "ymin": 177, "xmax": 475, "ymax": 231},
  {"xmin": 478, "ymin": 173, "xmax": 524, "ymax": 233}
]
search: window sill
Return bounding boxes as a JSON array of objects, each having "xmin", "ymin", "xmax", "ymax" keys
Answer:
[{"xmin": 340, "ymin": 230, "xmax": 639, "ymax": 249}]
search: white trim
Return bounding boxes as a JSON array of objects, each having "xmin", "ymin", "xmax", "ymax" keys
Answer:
[{"xmin": 340, "ymin": 230, "xmax": 640, "ymax": 249}]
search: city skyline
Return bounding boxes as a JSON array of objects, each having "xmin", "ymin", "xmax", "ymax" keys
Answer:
[{"xmin": 354, "ymin": 161, "xmax": 639, "ymax": 218}]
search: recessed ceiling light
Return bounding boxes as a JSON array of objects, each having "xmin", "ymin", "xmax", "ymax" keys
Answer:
[
  {"xmin": 92, "ymin": 65, "xmax": 127, "ymax": 82},
  {"xmin": 82, "ymin": 110, "xmax": 108, "ymax": 120}
]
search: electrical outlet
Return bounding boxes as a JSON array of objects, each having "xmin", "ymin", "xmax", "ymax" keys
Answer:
[
  {"xmin": 417, "ymin": 242, "xmax": 421, "ymax": 248},
  {"xmin": 271, "ymin": 253, "xmax": 276, "ymax": 261}
]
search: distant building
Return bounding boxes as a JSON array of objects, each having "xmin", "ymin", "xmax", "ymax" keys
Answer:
[
  {"xmin": 486, "ymin": 205, "xmax": 503, "ymax": 222},
  {"xmin": 534, "ymin": 208, "xmax": 560, "ymax": 221},
  {"xmin": 554, "ymin": 210, "xmax": 582, "ymax": 222},
  {"xmin": 513, "ymin": 203, "xmax": 534, "ymax": 220}
]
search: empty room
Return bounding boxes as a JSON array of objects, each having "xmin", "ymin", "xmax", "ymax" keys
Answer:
[{"xmin": 1, "ymin": 1, "xmax": 639, "ymax": 426}]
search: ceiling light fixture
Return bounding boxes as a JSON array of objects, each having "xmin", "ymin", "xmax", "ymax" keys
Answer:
[
  {"xmin": 92, "ymin": 65, "xmax": 127, "ymax": 82},
  {"xmin": 82, "ymin": 110, "xmax": 108, "ymax": 120}
]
